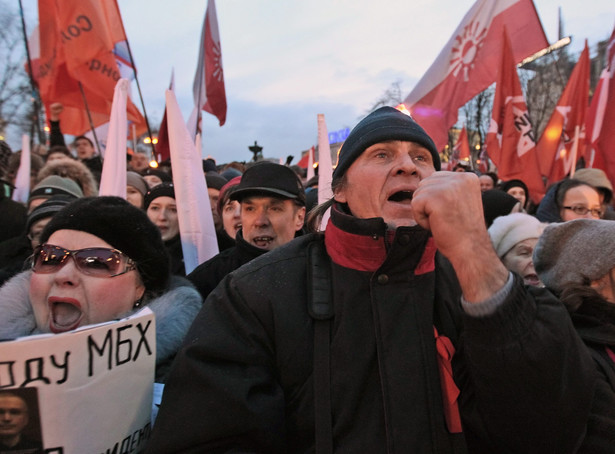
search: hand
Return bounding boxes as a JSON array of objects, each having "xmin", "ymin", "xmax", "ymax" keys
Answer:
[
  {"xmin": 412, "ymin": 171, "xmax": 508, "ymax": 302},
  {"xmin": 49, "ymin": 103, "xmax": 64, "ymax": 121}
]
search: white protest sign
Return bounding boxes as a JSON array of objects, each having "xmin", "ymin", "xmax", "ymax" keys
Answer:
[{"xmin": 0, "ymin": 309, "xmax": 156, "ymax": 454}]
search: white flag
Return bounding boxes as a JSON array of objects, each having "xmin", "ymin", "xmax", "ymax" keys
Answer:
[
  {"xmin": 166, "ymin": 89, "xmax": 219, "ymax": 273},
  {"xmin": 12, "ymin": 135, "xmax": 31, "ymax": 204},
  {"xmin": 99, "ymin": 79, "xmax": 130, "ymax": 198},
  {"xmin": 317, "ymin": 114, "xmax": 334, "ymax": 230}
]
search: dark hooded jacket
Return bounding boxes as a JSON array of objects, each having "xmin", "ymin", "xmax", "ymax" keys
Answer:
[
  {"xmin": 187, "ymin": 230, "xmax": 267, "ymax": 300},
  {"xmin": 148, "ymin": 204, "xmax": 595, "ymax": 453}
]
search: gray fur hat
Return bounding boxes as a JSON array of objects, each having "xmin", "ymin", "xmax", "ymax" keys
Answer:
[{"xmin": 533, "ymin": 219, "xmax": 615, "ymax": 293}]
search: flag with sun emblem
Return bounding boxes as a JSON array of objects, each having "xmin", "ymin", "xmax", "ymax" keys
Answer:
[
  {"xmin": 403, "ymin": 0, "xmax": 547, "ymax": 152},
  {"xmin": 193, "ymin": 0, "xmax": 227, "ymax": 126}
]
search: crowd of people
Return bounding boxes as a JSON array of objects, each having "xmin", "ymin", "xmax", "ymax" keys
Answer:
[{"xmin": 0, "ymin": 105, "xmax": 613, "ymax": 452}]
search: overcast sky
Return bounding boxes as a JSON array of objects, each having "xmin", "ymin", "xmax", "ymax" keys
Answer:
[{"xmin": 18, "ymin": 0, "xmax": 615, "ymax": 164}]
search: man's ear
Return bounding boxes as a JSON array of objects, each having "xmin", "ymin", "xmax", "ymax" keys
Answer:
[
  {"xmin": 589, "ymin": 274, "xmax": 609, "ymax": 293},
  {"xmin": 295, "ymin": 206, "xmax": 306, "ymax": 231},
  {"xmin": 333, "ymin": 187, "xmax": 347, "ymax": 203}
]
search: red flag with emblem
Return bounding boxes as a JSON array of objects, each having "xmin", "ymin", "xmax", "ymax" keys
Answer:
[
  {"xmin": 35, "ymin": 0, "xmax": 145, "ymax": 136},
  {"xmin": 587, "ymin": 25, "xmax": 615, "ymax": 183},
  {"xmin": 536, "ymin": 42, "xmax": 590, "ymax": 184},
  {"xmin": 402, "ymin": 0, "xmax": 547, "ymax": 151},
  {"xmin": 486, "ymin": 28, "xmax": 544, "ymax": 202},
  {"xmin": 193, "ymin": 0, "xmax": 227, "ymax": 126}
]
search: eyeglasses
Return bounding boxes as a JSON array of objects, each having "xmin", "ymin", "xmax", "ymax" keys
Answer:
[
  {"xmin": 562, "ymin": 205, "xmax": 604, "ymax": 218},
  {"xmin": 31, "ymin": 244, "xmax": 136, "ymax": 278}
]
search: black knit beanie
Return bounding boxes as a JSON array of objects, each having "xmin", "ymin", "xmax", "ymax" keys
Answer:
[
  {"xmin": 40, "ymin": 196, "xmax": 170, "ymax": 296},
  {"xmin": 144, "ymin": 183, "xmax": 175, "ymax": 210},
  {"xmin": 332, "ymin": 106, "xmax": 440, "ymax": 183}
]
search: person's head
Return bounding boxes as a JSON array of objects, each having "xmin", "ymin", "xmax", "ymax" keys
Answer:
[
  {"xmin": 36, "ymin": 158, "xmax": 99, "ymax": 198},
  {"xmin": 231, "ymin": 163, "xmax": 306, "ymax": 251},
  {"xmin": 0, "ymin": 392, "xmax": 29, "ymax": 445},
  {"xmin": 26, "ymin": 196, "xmax": 75, "ymax": 249},
  {"xmin": 27, "ymin": 176, "xmax": 84, "ymax": 213},
  {"xmin": 488, "ymin": 213, "xmax": 546, "ymax": 286},
  {"xmin": 573, "ymin": 168, "xmax": 613, "ymax": 214},
  {"xmin": 46, "ymin": 145, "xmax": 74, "ymax": 163},
  {"xmin": 141, "ymin": 168, "xmax": 172, "ymax": 188},
  {"xmin": 72, "ymin": 136, "xmax": 95, "ymax": 160},
  {"xmin": 205, "ymin": 172, "xmax": 228, "ymax": 231},
  {"xmin": 452, "ymin": 161, "xmax": 470, "ymax": 173},
  {"xmin": 479, "ymin": 172, "xmax": 497, "ymax": 192},
  {"xmin": 556, "ymin": 179, "xmax": 602, "ymax": 221},
  {"xmin": 29, "ymin": 197, "xmax": 168, "ymax": 334},
  {"xmin": 145, "ymin": 183, "xmax": 179, "ymax": 242},
  {"xmin": 481, "ymin": 189, "xmax": 522, "ymax": 228},
  {"xmin": 7, "ymin": 152, "xmax": 44, "ymax": 189},
  {"xmin": 500, "ymin": 179, "xmax": 530, "ymax": 209},
  {"xmin": 534, "ymin": 219, "xmax": 615, "ymax": 305},
  {"xmin": 130, "ymin": 152, "xmax": 150, "ymax": 173},
  {"xmin": 330, "ymin": 106, "xmax": 440, "ymax": 228},
  {"xmin": 126, "ymin": 171, "xmax": 148, "ymax": 209},
  {"xmin": 217, "ymin": 176, "xmax": 242, "ymax": 239}
]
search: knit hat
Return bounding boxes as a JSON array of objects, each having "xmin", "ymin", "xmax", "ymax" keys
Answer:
[
  {"xmin": 28, "ymin": 176, "xmax": 84, "ymax": 203},
  {"xmin": 500, "ymin": 179, "xmax": 529, "ymax": 202},
  {"xmin": 40, "ymin": 196, "xmax": 170, "ymax": 295},
  {"xmin": 26, "ymin": 195, "xmax": 75, "ymax": 233},
  {"xmin": 574, "ymin": 168, "xmax": 613, "ymax": 203},
  {"xmin": 126, "ymin": 171, "xmax": 148, "ymax": 196},
  {"xmin": 144, "ymin": 183, "xmax": 175, "ymax": 210},
  {"xmin": 488, "ymin": 213, "xmax": 546, "ymax": 258},
  {"xmin": 205, "ymin": 172, "xmax": 228, "ymax": 191},
  {"xmin": 141, "ymin": 168, "xmax": 172, "ymax": 183},
  {"xmin": 332, "ymin": 106, "xmax": 440, "ymax": 182},
  {"xmin": 534, "ymin": 219, "xmax": 615, "ymax": 293},
  {"xmin": 217, "ymin": 176, "xmax": 241, "ymax": 215},
  {"xmin": 202, "ymin": 158, "xmax": 218, "ymax": 173},
  {"xmin": 231, "ymin": 162, "xmax": 306, "ymax": 206},
  {"xmin": 481, "ymin": 190, "xmax": 521, "ymax": 228}
]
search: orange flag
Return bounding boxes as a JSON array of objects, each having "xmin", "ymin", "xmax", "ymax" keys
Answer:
[
  {"xmin": 536, "ymin": 42, "xmax": 590, "ymax": 184},
  {"xmin": 486, "ymin": 29, "xmax": 544, "ymax": 202},
  {"xmin": 36, "ymin": 0, "xmax": 145, "ymax": 135}
]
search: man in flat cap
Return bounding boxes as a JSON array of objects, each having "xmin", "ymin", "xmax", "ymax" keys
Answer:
[
  {"xmin": 187, "ymin": 162, "xmax": 306, "ymax": 300},
  {"xmin": 148, "ymin": 107, "xmax": 596, "ymax": 453}
]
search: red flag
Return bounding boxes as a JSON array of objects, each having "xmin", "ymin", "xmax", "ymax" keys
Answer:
[
  {"xmin": 536, "ymin": 42, "xmax": 590, "ymax": 184},
  {"xmin": 35, "ymin": 0, "xmax": 145, "ymax": 135},
  {"xmin": 453, "ymin": 126, "xmax": 471, "ymax": 163},
  {"xmin": 297, "ymin": 146, "xmax": 314, "ymax": 168},
  {"xmin": 193, "ymin": 0, "xmax": 227, "ymax": 126},
  {"xmin": 589, "ymin": 25, "xmax": 615, "ymax": 183},
  {"xmin": 154, "ymin": 72, "xmax": 175, "ymax": 163},
  {"xmin": 486, "ymin": 29, "xmax": 544, "ymax": 202},
  {"xmin": 403, "ymin": 0, "xmax": 547, "ymax": 151}
]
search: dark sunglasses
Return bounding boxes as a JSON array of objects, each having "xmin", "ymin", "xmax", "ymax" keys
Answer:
[{"xmin": 30, "ymin": 244, "xmax": 137, "ymax": 278}]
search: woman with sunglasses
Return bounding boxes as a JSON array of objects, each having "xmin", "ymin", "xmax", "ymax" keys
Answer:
[{"xmin": 0, "ymin": 196, "xmax": 202, "ymax": 382}]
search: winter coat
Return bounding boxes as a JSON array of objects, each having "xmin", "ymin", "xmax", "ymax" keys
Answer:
[
  {"xmin": 148, "ymin": 204, "xmax": 596, "ymax": 453},
  {"xmin": 0, "ymin": 234, "xmax": 31, "ymax": 286},
  {"xmin": 187, "ymin": 230, "xmax": 267, "ymax": 300},
  {"xmin": 567, "ymin": 297, "xmax": 615, "ymax": 453},
  {"xmin": 165, "ymin": 234, "xmax": 186, "ymax": 277},
  {"xmin": 0, "ymin": 271, "xmax": 202, "ymax": 383},
  {"xmin": 535, "ymin": 181, "xmax": 563, "ymax": 222}
]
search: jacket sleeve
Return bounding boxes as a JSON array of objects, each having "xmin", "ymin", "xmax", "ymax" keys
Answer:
[
  {"xmin": 48, "ymin": 120, "xmax": 66, "ymax": 147},
  {"xmin": 456, "ymin": 275, "xmax": 596, "ymax": 453},
  {"xmin": 145, "ymin": 273, "xmax": 287, "ymax": 453}
]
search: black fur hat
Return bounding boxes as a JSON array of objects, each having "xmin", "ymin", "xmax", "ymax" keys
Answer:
[{"xmin": 40, "ymin": 196, "xmax": 170, "ymax": 296}]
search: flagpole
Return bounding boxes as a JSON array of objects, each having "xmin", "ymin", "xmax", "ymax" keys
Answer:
[
  {"xmin": 112, "ymin": 1, "xmax": 156, "ymax": 155},
  {"xmin": 17, "ymin": 0, "xmax": 44, "ymax": 145},
  {"xmin": 78, "ymin": 82, "xmax": 102, "ymax": 156}
]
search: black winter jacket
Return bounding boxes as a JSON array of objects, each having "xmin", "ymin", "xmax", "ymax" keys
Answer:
[
  {"xmin": 187, "ymin": 230, "xmax": 267, "ymax": 300},
  {"xmin": 148, "ymin": 206, "xmax": 595, "ymax": 453}
]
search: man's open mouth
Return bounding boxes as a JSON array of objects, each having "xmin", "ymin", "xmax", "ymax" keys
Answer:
[
  {"xmin": 252, "ymin": 236, "xmax": 274, "ymax": 247},
  {"xmin": 388, "ymin": 190, "xmax": 414, "ymax": 202}
]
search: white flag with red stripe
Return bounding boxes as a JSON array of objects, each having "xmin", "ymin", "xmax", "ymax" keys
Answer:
[
  {"xmin": 193, "ymin": 0, "xmax": 227, "ymax": 127},
  {"xmin": 403, "ymin": 0, "xmax": 547, "ymax": 151}
]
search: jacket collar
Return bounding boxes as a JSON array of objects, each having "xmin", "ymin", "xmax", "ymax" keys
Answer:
[{"xmin": 324, "ymin": 202, "xmax": 436, "ymax": 274}]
